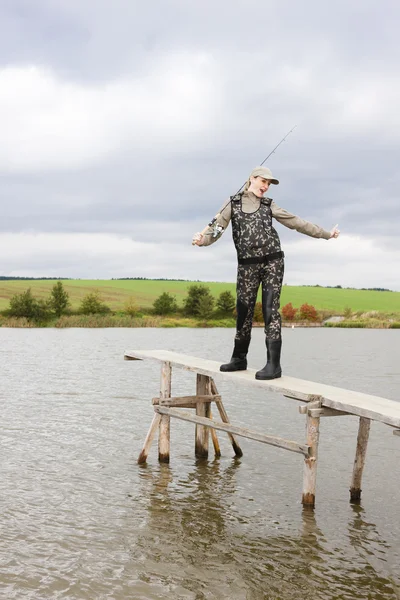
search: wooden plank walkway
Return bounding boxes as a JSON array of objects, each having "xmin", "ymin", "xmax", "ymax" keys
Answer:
[
  {"xmin": 124, "ymin": 349, "xmax": 400, "ymax": 428},
  {"xmin": 125, "ymin": 349, "xmax": 400, "ymax": 508}
]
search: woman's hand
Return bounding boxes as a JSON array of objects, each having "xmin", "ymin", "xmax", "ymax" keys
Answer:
[
  {"xmin": 330, "ymin": 224, "xmax": 340, "ymax": 239},
  {"xmin": 192, "ymin": 232, "xmax": 205, "ymax": 246}
]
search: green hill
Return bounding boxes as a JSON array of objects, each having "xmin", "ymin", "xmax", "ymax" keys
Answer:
[{"xmin": 0, "ymin": 279, "xmax": 399, "ymax": 314}]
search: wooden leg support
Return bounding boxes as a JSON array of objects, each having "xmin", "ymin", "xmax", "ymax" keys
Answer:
[
  {"xmin": 211, "ymin": 379, "xmax": 243, "ymax": 458},
  {"xmin": 350, "ymin": 417, "xmax": 371, "ymax": 503},
  {"xmin": 138, "ymin": 413, "xmax": 161, "ymax": 464},
  {"xmin": 195, "ymin": 374, "xmax": 210, "ymax": 458},
  {"xmin": 209, "ymin": 408, "xmax": 221, "ymax": 458},
  {"xmin": 302, "ymin": 407, "xmax": 321, "ymax": 509},
  {"xmin": 158, "ymin": 361, "xmax": 172, "ymax": 463}
]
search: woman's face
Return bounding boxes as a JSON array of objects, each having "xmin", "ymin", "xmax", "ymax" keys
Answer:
[{"xmin": 249, "ymin": 176, "xmax": 271, "ymax": 198}]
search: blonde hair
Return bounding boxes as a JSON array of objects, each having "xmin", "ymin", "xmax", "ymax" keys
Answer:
[{"xmin": 243, "ymin": 178, "xmax": 252, "ymax": 192}]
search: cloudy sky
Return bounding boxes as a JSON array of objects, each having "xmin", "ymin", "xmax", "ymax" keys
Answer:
[{"xmin": 1, "ymin": 0, "xmax": 400, "ymax": 289}]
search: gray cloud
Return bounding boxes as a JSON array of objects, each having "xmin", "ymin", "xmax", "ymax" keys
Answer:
[{"xmin": 1, "ymin": 0, "xmax": 399, "ymax": 289}]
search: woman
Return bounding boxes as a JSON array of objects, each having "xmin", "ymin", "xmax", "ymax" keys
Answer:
[{"xmin": 193, "ymin": 166, "xmax": 340, "ymax": 380}]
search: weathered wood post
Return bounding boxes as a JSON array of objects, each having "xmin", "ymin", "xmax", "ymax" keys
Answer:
[
  {"xmin": 158, "ymin": 361, "xmax": 172, "ymax": 463},
  {"xmin": 211, "ymin": 379, "xmax": 243, "ymax": 458},
  {"xmin": 302, "ymin": 398, "xmax": 322, "ymax": 508},
  {"xmin": 138, "ymin": 414, "xmax": 161, "ymax": 464},
  {"xmin": 209, "ymin": 408, "xmax": 221, "ymax": 458},
  {"xmin": 195, "ymin": 374, "xmax": 211, "ymax": 458},
  {"xmin": 350, "ymin": 417, "xmax": 371, "ymax": 503}
]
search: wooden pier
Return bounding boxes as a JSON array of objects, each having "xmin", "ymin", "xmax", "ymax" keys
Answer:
[{"xmin": 124, "ymin": 350, "xmax": 400, "ymax": 508}]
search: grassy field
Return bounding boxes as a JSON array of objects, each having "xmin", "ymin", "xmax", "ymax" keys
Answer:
[{"xmin": 0, "ymin": 279, "xmax": 399, "ymax": 314}]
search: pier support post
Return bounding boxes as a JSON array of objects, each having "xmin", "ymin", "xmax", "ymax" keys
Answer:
[
  {"xmin": 302, "ymin": 398, "xmax": 322, "ymax": 509},
  {"xmin": 158, "ymin": 361, "xmax": 172, "ymax": 463},
  {"xmin": 195, "ymin": 374, "xmax": 210, "ymax": 458},
  {"xmin": 350, "ymin": 417, "xmax": 371, "ymax": 503}
]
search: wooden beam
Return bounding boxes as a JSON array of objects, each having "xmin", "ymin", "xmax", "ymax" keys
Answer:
[
  {"xmin": 152, "ymin": 394, "xmax": 220, "ymax": 406},
  {"xmin": 308, "ymin": 408, "xmax": 350, "ymax": 418},
  {"xmin": 394, "ymin": 430, "xmax": 400, "ymax": 437},
  {"xmin": 299, "ymin": 399, "xmax": 323, "ymax": 415},
  {"xmin": 155, "ymin": 406, "xmax": 309, "ymax": 456},
  {"xmin": 350, "ymin": 417, "xmax": 371, "ymax": 503},
  {"xmin": 211, "ymin": 379, "xmax": 243, "ymax": 458},
  {"xmin": 158, "ymin": 361, "xmax": 172, "ymax": 463}
]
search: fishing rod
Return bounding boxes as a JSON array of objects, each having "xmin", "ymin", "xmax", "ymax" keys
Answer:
[{"xmin": 192, "ymin": 125, "xmax": 297, "ymax": 244}]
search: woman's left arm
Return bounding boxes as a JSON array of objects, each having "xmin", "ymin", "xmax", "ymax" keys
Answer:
[{"xmin": 271, "ymin": 201, "xmax": 339, "ymax": 239}]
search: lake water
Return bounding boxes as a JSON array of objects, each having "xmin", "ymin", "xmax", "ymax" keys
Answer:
[{"xmin": 1, "ymin": 327, "xmax": 400, "ymax": 600}]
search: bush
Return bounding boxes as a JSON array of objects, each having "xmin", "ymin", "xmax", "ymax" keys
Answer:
[
  {"xmin": 197, "ymin": 294, "xmax": 214, "ymax": 319},
  {"xmin": 8, "ymin": 288, "xmax": 52, "ymax": 322},
  {"xmin": 79, "ymin": 290, "xmax": 111, "ymax": 315},
  {"xmin": 183, "ymin": 285, "xmax": 214, "ymax": 317},
  {"xmin": 343, "ymin": 306, "xmax": 352, "ymax": 319},
  {"xmin": 216, "ymin": 290, "xmax": 235, "ymax": 315},
  {"xmin": 282, "ymin": 302, "xmax": 297, "ymax": 321},
  {"xmin": 299, "ymin": 303, "xmax": 319, "ymax": 321},
  {"xmin": 124, "ymin": 296, "xmax": 138, "ymax": 317},
  {"xmin": 253, "ymin": 302, "xmax": 263, "ymax": 322},
  {"xmin": 153, "ymin": 292, "xmax": 178, "ymax": 315},
  {"xmin": 49, "ymin": 281, "xmax": 70, "ymax": 317}
]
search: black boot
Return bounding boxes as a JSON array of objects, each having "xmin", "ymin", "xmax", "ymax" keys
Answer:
[
  {"xmin": 255, "ymin": 339, "xmax": 282, "ymax": 380},
  {"xmin": 220, "ymin": 338, "xmax": 250, "ymax": 372}
]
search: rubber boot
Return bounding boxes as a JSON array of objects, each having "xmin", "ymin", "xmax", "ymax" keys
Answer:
[
  {"xmin": 220, "ymin": 338, "xmax": 250, "ymax": 372},
  {"xmin": 255, "ymin": 339, "xmax": 282, "ymax": 380}
]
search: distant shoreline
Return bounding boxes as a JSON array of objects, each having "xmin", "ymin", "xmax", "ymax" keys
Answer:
[{"xmin": 1, "ymin": 316, "xmax": 399, "ymax": 329}]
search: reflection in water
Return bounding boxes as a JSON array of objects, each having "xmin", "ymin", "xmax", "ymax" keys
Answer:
[{"xmin": 130, "ymin": 460, "xmax": 400, "ymax": 600}]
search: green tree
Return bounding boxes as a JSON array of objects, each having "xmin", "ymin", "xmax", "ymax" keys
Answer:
[
  {"xmin": 8, "ymin": 288, "xmax": 52, "ymax": 321},
  {"xmin": 80, "ymin": 290, "xmax": 111, "ymax": 314},
  {"xmin": 216, "ymin": 290, "xmax": 235, "ymax": 315},
  {"xmin": 50, "ymin": 281, "xmax": 70, "ymax": 317},
  {"xmin": 153, "ymin": 292, "xmax": 178, "ymax": 315},
  {"xmin": 183, "ymin": 284, "xmax": 214, "ymax": 316},
  {"xmin": 197, "ymin": 294, "xmax": 214, "ymax": 319}
]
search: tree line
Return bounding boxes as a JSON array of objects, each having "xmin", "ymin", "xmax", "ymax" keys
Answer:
[{"xmin": 2, "ymin": 282, "xmax": 321, "ymax": 323}]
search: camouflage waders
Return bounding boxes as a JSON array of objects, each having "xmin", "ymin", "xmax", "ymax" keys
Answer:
[
  {"xmin": 220, "ymin": 193, "xmax": 284, "ymax": 376},
  {"xmin": 231, "ymin": 193, "xmax": 284, "ymax": 344}
]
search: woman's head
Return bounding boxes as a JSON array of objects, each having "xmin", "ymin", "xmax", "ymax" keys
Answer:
[{"xmin": 244, "ymin": 166, "xmax": 279, "ymax": 198}]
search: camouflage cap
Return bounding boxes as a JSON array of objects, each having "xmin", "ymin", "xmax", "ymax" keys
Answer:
[{"xmin": 250, "ymin": 166, "xmax": 279, "ymax": 185}]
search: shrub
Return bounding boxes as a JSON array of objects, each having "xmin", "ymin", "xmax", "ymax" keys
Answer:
[
  {"xmin": 281, "ymin": 302, "xmax": 297, "ymax": 321},
  {"xmin": 197, "ymin": 294, "xmax": 214, "ymax": 319},
  {"xmin": 49, "ymin": 281, "xmax": 70, "ymax": 317},
  {"xmin": 8, "ymin": 288, "xmax": 52, "ymax": 322},
  {"xmin": 216, "ymin": 290, "xmax": 235, "ymax": 315},
  {"xmin": 253, "ymin": 302, "xmax": 263, "ymax": 322},
  {"xmin": 124, "ymin": 296, "xmax": 139, "ymax": 317},
  {"xmin": 343, "ymin": 306, "xmax": 352, "ymax": 319},
  {"xmin": 299, "ymin": 303, "xmax": 319, "ymax": 321},
  {"xmin": 183, "ymin": 284, "xmax": 214, "ymax": 317},
  {"xmin": 79, "ymin": 290, "xmax": 111, "ymax": 315},
  {"xmin": 153, "ymin": 292, "xmax": 178, "ymax": 315}
]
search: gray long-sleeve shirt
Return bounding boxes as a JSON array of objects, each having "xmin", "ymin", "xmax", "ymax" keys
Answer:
[{"xmin": 201, "ymin": 191, "xmax": 331, "ymax": 246}]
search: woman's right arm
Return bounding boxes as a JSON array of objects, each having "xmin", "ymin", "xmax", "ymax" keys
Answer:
[{"xmin": 193, "ymin": 200, "xmax": 232, "ymax": 246}]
